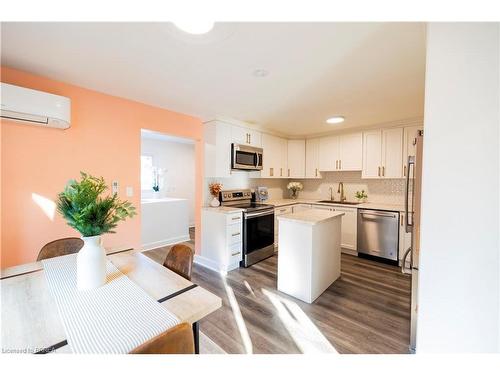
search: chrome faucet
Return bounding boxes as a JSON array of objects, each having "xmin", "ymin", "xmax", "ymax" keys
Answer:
[
  {"xmin": 337, "ymin": 182, "xmax": 346, "ymax": 202},
  {"xmin": 328, "ymin": 186, "xmax": 335, "ymax": 201}
]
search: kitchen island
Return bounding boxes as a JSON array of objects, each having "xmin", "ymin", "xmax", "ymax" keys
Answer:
[{"xmin": 277, "ymin": 209, "xmax": 344, "ymax": 303}]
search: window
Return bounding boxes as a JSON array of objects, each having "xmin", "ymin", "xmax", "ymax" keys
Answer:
[{"xmin": 141, "ymin": 155, "xmax": 154, "ymax": 191}]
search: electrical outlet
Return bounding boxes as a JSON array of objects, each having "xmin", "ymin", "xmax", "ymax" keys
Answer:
[
  {"xmin": 126, "ymin": 186, "xmax": 133, "ymax": 197},
  {"xmin": 112, "ymin": 181, "xmax": 119, "ymax": 194}
]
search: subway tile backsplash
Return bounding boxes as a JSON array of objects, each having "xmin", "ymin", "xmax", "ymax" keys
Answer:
[{"xmin": 293, "ymin": 171, "xmax": 405, "ymax": 204}]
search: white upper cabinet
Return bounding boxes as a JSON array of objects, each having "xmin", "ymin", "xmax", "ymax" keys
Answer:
[
  {"xmin": 259, "ymin": 133, "xmax": 288, "ymax": 178},
  {"xmin": 204, "ymin": 120, "xmax": 232, "ymax": 178},
  {"xmin": 339, "ymin": 133, "xmax": 363, "ymax": 171},
  {"xmin": 287, "ymin": 140, "xmax": 306, "ymax": 178},
  {"xmin": 403, "ymin": 125, "xmax": 422, "ymax": 177},
  {"xmin": 305, "ymin": 138, "xmax": 322, "ymax": 178},
  {"xmin": 318, "ymin": 133, "xmax": 362, "ymax": 172},
  {"xmin": 231, "ymin": 125, "xmax": 261, "ymax": 147},
  {"xmin": 318, "ymin": 136, "xmax": 339, "ymax": 171},
  {"xmin": 362, "ymin": 130, "xmax": 383, "ymax": 178},
  {"xmin": 381, "ymin": 128, "xmax": 403, "ymax": 178},
  {"xmin": 362, "ymin": 128, "xmax": 404, "ymax": 179},
  {"xmin": 261, "ymin": 133, "xmax": 278, "ymax": 178},
  {"xmin": 279, "ymin": 137, "xmax": 288, "ymax": 178}
]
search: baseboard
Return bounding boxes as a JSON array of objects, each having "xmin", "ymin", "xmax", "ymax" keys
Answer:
[
  {"xmin": 193, "ymin": 255, "xmax": 221, "ymax": 273},
  {"xmin": 194, "ymin": 255, "xmax": 239, "ymax": 274},
  {"xmin": 341, "ymin": 248, "xmax": 358, "ymax": 256},
  {"xmin": 141, "ymin": 235, "xmax": 191, "ymax": 251}
]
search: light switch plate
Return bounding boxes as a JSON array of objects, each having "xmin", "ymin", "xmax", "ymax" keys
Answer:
[
  {"xmin": 126, "ymin": 186, "xmax": 133, "ymax": 197},
  {"xmin": 112, "ymin": 181, "xmax": 119, "ymax": 194}
]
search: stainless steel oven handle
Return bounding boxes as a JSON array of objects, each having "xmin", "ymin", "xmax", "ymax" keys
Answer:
[{"xmin": 244, "ymin": 209, "xmax": 274, "ymax": 219}]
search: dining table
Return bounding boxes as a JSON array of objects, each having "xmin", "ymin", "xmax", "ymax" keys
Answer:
[{"xmin": 1, "ymin": 247, "xmax": 222, "ymax": 354}]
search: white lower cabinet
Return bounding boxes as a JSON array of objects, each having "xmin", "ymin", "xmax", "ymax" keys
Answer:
[
  {"xmin": 274, "ymin": 206, "xmax": 293, "ymax": 248},
  {"xmin": 332, "ymin": 206, "xmax": 357, "ymax": 254},
  {"xmin": 199, "ymin": 209, "xmax": 243, "ymax": 273}
]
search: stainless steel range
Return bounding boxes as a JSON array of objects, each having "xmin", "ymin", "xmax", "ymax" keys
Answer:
[{"xmin": 220, "ymin": 189, "xmax": 275, "ymax": 267}]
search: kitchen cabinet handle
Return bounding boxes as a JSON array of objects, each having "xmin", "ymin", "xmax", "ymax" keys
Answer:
[
  {"xmin": 315, "ymin": 168, "xmax": 318, "ymax": 177},
  {"xmin": 378, "ymin": 166, "xmax": 381, "ymax": 177},
  {"xmin": 382, "ymin": 166, "xmax": 385, "ymax": 176},
  {"xmin": 270, "ymin": 167, "xmax": 274, "ymax": 177},
  {"xmin": 401, "ymin": 213, "xmax": 404, "ymax": 227},
  {"xmin": 231, "ymin": 216, "xmax": 240, "ymax": 221},
  {"xmin": 231, "ymin": 251, "xmax": 241, "ymax": 256},
  {"xmin": 339, "ymin": 160, "xmax": 342, "ymax": 170},
  {"xmin": 249, "ymin": 133, "xmax": 251, "ymax": 144},
  {"xmin": 288, "ymin": 168, "xmax": 290, "ymax": 177},
  {"xmin": 403, "ymin": 165, "xmax": 406, "ymax": 177},
  {"xmin": 336, "ymin": 160, "xmax": 338, "ymax": 170},
  {"xmin": 231, "ymin": 232, "xmax": 241, "ymax": 237},
  {"xmin": 280, "ymin": 168, "xmax": 282, "ymax": 177}
]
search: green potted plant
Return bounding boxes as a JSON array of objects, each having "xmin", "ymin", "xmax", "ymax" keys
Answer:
[
  {"xmin": 57, "ymin": 172, "xmax": 136, "ymax": 290},
  {"xmin": 355, "ymin": 190, "xmax": 368, "ymax": 203}
]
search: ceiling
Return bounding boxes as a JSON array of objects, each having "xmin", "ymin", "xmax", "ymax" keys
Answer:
[{"xmin": 1, "ymin": 22, "xmax": 426, "ymax": 136}]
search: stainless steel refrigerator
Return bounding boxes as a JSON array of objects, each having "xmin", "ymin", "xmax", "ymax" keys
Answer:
[{"xmin": 402, "ymin": 129, "xmax": 423, "ymax": 353}]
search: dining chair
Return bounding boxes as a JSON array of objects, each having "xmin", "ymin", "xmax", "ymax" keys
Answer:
[
  {"xmin": 36, "ymin": 237, "xmax": 84, "ymax": 261},
  {"xmin": 163, "ymin": 244, "xmax": 194, "ymax": 281},
  {"xmin": 130, "ymin": 322, "xmax": 195, "ymax": 354}
]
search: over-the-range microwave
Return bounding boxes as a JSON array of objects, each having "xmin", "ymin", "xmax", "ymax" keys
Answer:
[{"xmin": 231, "ymin": 143, "xmax": 263, "ymax": 171}]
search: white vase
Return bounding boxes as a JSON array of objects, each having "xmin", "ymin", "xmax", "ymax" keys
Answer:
[
  {"xmin": 210, "ymin": 197, "xmax": 220, "ymax": 207},
  {"xmin": 77, "ymin": 235, "xmax": 106, "ymax": 290}
]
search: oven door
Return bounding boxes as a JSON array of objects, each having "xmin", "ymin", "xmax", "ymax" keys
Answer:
[
  {"xmin": 243, "ymin": 209, "xmax": 275, "ymax": 266},
  {"xmin": 232, "ymin": 144, "xmax": 263, "ymax": 170}
]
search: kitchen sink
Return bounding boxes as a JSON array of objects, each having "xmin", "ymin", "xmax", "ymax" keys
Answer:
[{"xmin": 316, "ymin": 200, "xmax": 361, "ymax": 205}]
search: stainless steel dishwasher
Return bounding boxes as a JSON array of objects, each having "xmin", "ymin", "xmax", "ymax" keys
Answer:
[{"xmin": 357, "ymin": 209, "xmax": 399, "ymax": 261}]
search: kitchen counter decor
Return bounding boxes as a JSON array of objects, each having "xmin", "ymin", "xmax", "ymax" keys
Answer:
[
  {"xmin": 208, "ymin": 181, "xmax": 223, "ymax": 207},
  {"xmin": 287, "ymin": 181, "xmax": 303, "ymax": 199}
]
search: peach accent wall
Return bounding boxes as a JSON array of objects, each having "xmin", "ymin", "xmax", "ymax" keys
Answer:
[{"xmin": 0, "ymin": 66, "xmax": 204, "ymax": 268}]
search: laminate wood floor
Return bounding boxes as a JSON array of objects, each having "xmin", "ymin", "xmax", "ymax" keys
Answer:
[{"xmin": 145, "ymin": 239, "xmax": 411, "ymax": 354}]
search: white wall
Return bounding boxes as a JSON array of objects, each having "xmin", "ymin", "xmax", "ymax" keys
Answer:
[
  {"xmin": 417, "ymin": 23, "xmax": 499, "ymax": 352},
  {"xmin": 141, "ymin": 137, "xmax": 196, "ymax": 226}
]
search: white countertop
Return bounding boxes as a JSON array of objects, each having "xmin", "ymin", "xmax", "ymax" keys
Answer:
[
  {"xmin": 266, "ymin": 198, "xmax": 405, "ymax": 212},
  {"xmin": 141, "ymin": 197, "xmax": 188, "ymax": 203},
  {"xmin": 277, "ymin": 209, "xmax": 345, "ymax": 225},
  {"xmin": 202, "ymin": 206, "xmax": 244, "ymax": 214}
]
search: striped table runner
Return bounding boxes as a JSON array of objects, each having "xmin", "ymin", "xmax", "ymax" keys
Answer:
[{"xmin": 42, "ymin": 254, "xmax": 180, "ymax": 354}]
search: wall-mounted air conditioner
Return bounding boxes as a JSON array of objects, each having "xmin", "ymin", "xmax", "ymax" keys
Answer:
[{"xmin": 0, "ymin": 83, "xmax": 71, "ymax": 129}]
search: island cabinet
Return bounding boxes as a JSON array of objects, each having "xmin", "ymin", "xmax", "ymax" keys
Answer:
[{"xmin": 277, "ymin": 210, "xmax": 344, "ymax": 303}]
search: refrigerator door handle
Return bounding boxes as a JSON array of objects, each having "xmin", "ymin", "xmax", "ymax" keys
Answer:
[
  {"xmin": 405, "ymin": 156, "xmax": 415, "ymax": 233},
  {"xmin": 401, "ymin": 246, "xmax": 412, "ymax": 274}
]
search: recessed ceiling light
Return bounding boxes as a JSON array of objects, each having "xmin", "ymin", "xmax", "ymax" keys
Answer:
[
  {"xmin": 326, "ymin": 116, "xmax": 345, "ymax": 124},
  {"xmin": 253, "ymin": 69, "xmax": 269, "ymax": 77},
  {"xmin": 173, "ymin": 21, "xmax": 215, "ymax": 35}
]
